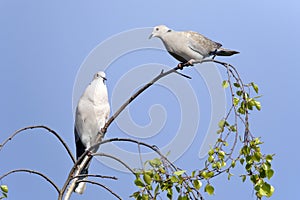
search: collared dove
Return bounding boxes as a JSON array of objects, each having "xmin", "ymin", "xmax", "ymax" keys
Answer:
[
  {"xmin": 149, "ymin": 25, "xmax": 239, "ymax": 68},
  {"xmin": 74, "ymin": 71, "xmax": 110, "ymax": 194}
]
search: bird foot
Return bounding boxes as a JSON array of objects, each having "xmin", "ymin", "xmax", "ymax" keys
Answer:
[
  {"xmin": 187, "ymin": 59, "xmax": 195, "ymax": 66},
  {"xmin": 87, "ymin": 151, "xmax": 92, "ymax": 156},
  {"xmin": 177, "ymin": 62, "xmax": 193, "ymax": 70},
  {"xmin": 177, "ymin": 63, "xmax": 184, "ymax": 70}
]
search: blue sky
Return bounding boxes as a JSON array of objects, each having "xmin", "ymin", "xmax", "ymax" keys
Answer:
[{"xmin": 0, "ymin": 0, "xmax": 298, "ymax": 199}]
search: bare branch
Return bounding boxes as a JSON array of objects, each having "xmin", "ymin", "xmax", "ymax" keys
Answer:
[
  {"xmin": 91, "ymin": 137, "xmax": 178, "ymax": 171},
  {"xmin": 62, "ymin": 154, "xmax": 92, "ymax": 200},
  {"xmin": 77, "ymin": 180, "xmax": 122, "ymax": 200},
  {"xmin": 0, "ymin": 169, "xmax": 60, "ymax": 194},
  {"xmin": 0, "ymin": 125, "xmax": 75, "ymax": 163},
  {"xmin": 62, "ymin": 59, "xmax": 246, "ymax": 199},
  {"xmin": 73, "ymin": 174, "xmax": 118, "ymax": 180},
  {"xmin": 101, "ymin": 65, "xmax": 183, "ymax": 134},
  {"xmin": 92, "ymin": 152, "xmax": 135, "ymax": 174}
]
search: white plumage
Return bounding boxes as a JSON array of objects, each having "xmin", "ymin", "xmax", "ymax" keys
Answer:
[{"xmin": 74, "ymin": 71, "xmax": 110, "ymax": 194}]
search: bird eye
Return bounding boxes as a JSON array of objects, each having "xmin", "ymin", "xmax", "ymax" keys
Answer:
[{"xmin": 156, "ymin": 27, "xmax": 159, "ymax": 31}]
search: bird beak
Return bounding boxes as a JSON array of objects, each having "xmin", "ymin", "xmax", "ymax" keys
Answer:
[
  {"xmin": 148, "ymin": 33, "xmax": 153, "ymax": 39},
  {"xmin": 103, "ymin": 77, "xmax": 107, "ymax": 81}
]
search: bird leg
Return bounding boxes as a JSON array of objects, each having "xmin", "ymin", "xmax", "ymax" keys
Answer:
[
  {"xmin": 187, "ymin": 59, "xmax": 195, "ymax": 66},
  {"xmin": 177, "ymin": 63, "xmax": 185, "ymax": 70},
  {"xmin": 177, "ymin": 59, "xmax": 194, "ymax": 70}
]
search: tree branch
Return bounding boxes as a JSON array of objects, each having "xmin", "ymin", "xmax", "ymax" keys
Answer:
[
  {"xmin": 0, "ymin": 125, "xmax": 75, "ymax": 163},
  {"xmin": 76, "ymin": 180, "xmax": 122, "ymax": 200},
  {"xmin": 101, "ymin": 65, "xmax": 183, "ymax": 134},
  {"xmin": 92, "ymin": 152, "xmax": 135, "ymax": 174},
  {"xmin": 62, "ymin": 59, "xmax": 247, "ymax": 199},
  {"xmin": 0, "ymin": 169, "xmax": 60, "ymax": 194},
  {"xmin": 73, "ymin": 174, "xmax": 117, "ymax": 180}
]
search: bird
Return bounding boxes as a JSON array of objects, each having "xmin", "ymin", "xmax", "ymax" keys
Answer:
[
  {"xmin": 149, "ymin": 25, "xmax": 239, "ymax": 68},
  {"xmin": 74, "ymin": 71, "xmax": 110, "ymax": 194}
]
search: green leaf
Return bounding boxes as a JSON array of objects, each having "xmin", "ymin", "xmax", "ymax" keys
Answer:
[
  {"xmin": 233, "ymin": 97, "xmax": 240, "ymax": 106},
  {"xmin": 177, "ymin": 195, "xmax": 188, "ymax": 200},
  {"xmin": 167, "ymin": 188, "xmax": 173, "ymax": 199},
  {"xmin": 233, "ymin": 82, "xmax": 240, "ymax": 87},
  {"xmin": 265, "ymin": 154, "xmax": 273, "ymax": 163},
  {"xmin": 204, "ymin": 184, "xmax": 214, "ymax": 195},
  {"xmin": 200, "ymin": 171, "xmax": 207, "ymax": 179},
  {"xmin": 254, "ymin": 100, "xmax": 261, "ymax": 111},
  {"xmin": 223, "ymin": 141, "xmax": 229, "ymax": 146},
  {"xmin": 229, "ymin": 125, "xmax": 237, "ymax": 132},
  {"xmin": 222, "ymin": 80, "xmax": 229, "ymax": 88},
  {"xmin": 242, "ymin": 145, "xmax": 251, "ymax": 155},
  {"xmin": 221, "ymin": 160, "xmax": 226, "ymax": 167},
  {"xmin": 262, "ymin": 163, "xmax": 270, "ymax": 170},
  {"xmin": 149, "ymin": 158, "xmax": 162, "ymax": 168},
  {"xmin": 241, "ymin": 175, "xmax": 247, "ymax": 182},
  {"xmin": 237, "ymin": 106, "xmax": 245, "ymax": 114},
  {"xmin": 218, "ymin": 119, "xmax": 226, "ymax": 128},
  {"xmin": 173, "ymin": 170, "xmax": 186, "ymax": 176},
  {"xmin": 170, "ymin": 176, "xmax": 178, "ymax": 183},
  {"xmin": 208, "ymin": 149, "xmax": 214, "ymax": 156},
  {"xmin": 154, "ymin": 173, "xmax": 161, "ymax": 181},
  {"xmin": 259, "ymin": 167, "xmax": 267, "ymax": 178},
  {"xmin": 253, "ymin": 152, "xmax": 262, "ymax": 162},
  {"xmin": 207, "ymin": 171, "xmax": 214, "ymax": 178},
  {"xmin": 227, "ymin": 173, "xmax": 233, "ymax": 180},
  {"xmin": 245, "ymin": 163, "xmax": 252, "ymax": 172},
  {"xmin": 259, "ymin": 182, "xmax": 273, "ymax": 197},
  {"xmin": 251, "ymin": 82, "xmax": 259, "ymax": 93},
  {"xmin": 130, "ymin": 191, "xmax": 140, "ymax": 198},
  {"xmin": 193, "ymin": 180, "xmax": 202, "ymax": 190},
  {"xmin": 143, "ymin": 173, "xmax": 152, "ymax": 185},
  {"xmin": 250, "ymin": 174, "xmax": 259, "ymax": 184},
  {"xmin": 231, "ymin": 160, "xmax": 236, "ymax": 168},
  {"xmin": 240, "ymin": 158, "xmax": 245, "ymax": 165},
  {"xmin": 267, "ymin": 169, "xmax": 274, "ymax": 179},
  {"xmin": 191, "ymin": 170, "xmax": 196, "ymax": 177},
  {"xmin": 154, "ymin": 184, "xmax": 160, "ymax": 196},
  {"xmin": 0, "ymin": 185, "xmax": 8, "ymax": 193},
  {"xmin": 208, "ymin": 155, "xmax": 214, "ymax": 163},
  {"xmin": 218, "ymin": 151, "xmax": 225, "ymax": 159},
  {"xmin": 236, "ymin": 90, "xmax": 243, "ymax": 96},
  {"xmin": 217, "ymin": 128, "xmax": 223, "ymax": 134},
  {"xmin": 142, "ymin": 194, "xmax": 149, "ymax": 200},
  {"xmin": 134, "ymin": 177, "xmax": 145, "ymax": 188}
]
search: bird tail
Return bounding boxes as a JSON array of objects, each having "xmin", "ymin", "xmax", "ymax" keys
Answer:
[
  {"xmin": 214, "ymin": 47, "xmax": 240, "ymax": 56},
  {"xmin": 74, "ymin": 168, "xmax": 88, "ymax": 194}
]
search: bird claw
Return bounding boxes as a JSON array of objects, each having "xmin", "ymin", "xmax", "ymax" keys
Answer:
[
  {"xmin": 187, "ymin": 59, "xmax": 195, "ymax": 66},
  {"xmin": 177, "ymin": 63, "xmax": 184, "ymax": 70},
  {"xmin": 177, "ymin": 60, "xmax": 194, "ymax": 70}
]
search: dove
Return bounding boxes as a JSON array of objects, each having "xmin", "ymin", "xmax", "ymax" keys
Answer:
[
  {"xmin": 149, "ymin": 25, "xmax": 239, "ymax": 68},
  {"xmin": 74, "ymin": 71, "xmax": 110, "ymax": 194}
]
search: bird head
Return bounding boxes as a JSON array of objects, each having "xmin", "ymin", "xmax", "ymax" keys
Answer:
[
  {"xmin": 149, "ymin": 25, "xmax": 172, "ymax": 39},
  {"xmin": 94, "ymin": 71, "xmax": 107, "ymax": 83}
]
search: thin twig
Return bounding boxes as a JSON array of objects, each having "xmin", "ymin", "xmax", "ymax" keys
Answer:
[
  {"xmin": 0, "ymin": 125, "xmax": 75, "ymax": 163},
  {"xmin": 73, "ymin": 174, "xmax": 118, "ymax": 180},
  {"xmin": 77, "ymin": 180, "xmax": 122, "ymax": 200},
  {"xmin": 92, "ymin": 152, "xmax": 135, "ymax": 174},
  {"xmin": 101, "ymin": 65, "xmax": 182, "ymax": 134},
  {"xmin": 0, "ymin": 169, "xmax": 60, "ymax": 194}
]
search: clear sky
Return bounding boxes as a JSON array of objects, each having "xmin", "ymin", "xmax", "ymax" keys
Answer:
[{"xmin": 0, "ymin": 0, "xmax": 298, "ymax": 199}]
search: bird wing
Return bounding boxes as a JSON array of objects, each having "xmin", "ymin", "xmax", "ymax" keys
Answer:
[
  {"xmin": 74, "ymin": 126, "xmax": 86, "ymax": 160},
  {"xmin": 185, "ymin": 31, "xmax": 222, "ymax": 57}
]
